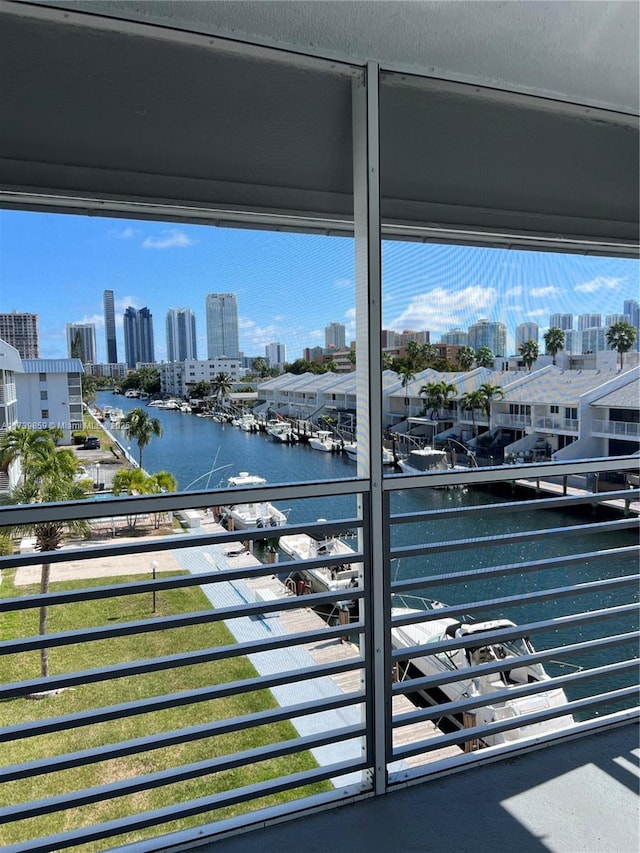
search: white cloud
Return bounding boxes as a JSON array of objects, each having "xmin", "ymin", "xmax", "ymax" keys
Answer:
[
  {"xmin": 574, "ymin": 275, "xmax": 625, "ymax": 294},
  {"xmin": 387, "ymin": 285, "xmax": 498, "ymax": 334},
  {"xmin": 334, "ymin": 278, "xmax": 353, "ymax": 290},
  {"xmin": 526, "ymin": 309, "xmax": 547, "ymax": 318},
  {"xmin": 74, "ymin": 312, "xmax": 105, "ymax": 329},
  {"xmin": 529, "ymin": 286, "xmax": 558, "ymax": 297},
  {"xmin": 142, "ymin": 229, "xmax": 194, "ymax": 250},
  {"xmin": 505, "ymin": 286, "xmax": 523, "ymax": 298},
  {"xmin": 116, "ymin": 227, "xmax": 140, "ymax": 239}
]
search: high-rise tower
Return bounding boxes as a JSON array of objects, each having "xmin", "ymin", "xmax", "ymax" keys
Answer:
[
  {"xmin": 0, "ymin": 312, "xmax": 39, "ymax": 358},
  {"xmin": 468, "ymin": 319, "xmax": 507, "ymax": 357},
  {"xmin": 123, "ymin": 306, "xmax": 155, "ymax": 368},
  {"xmin": 206, "ymin": 294, "xmax": 239, "ymax": 358},
  {"xmin": 66, "ymin": 323, "xmax": 97, "ymax": 364},
  {"xmin": 166, "ymin": 308, "xmax": 197, "ymax": 362},
  {"xmin": 103, "ymin": 289, "xmax": 118, "ymax": 363},
  {"xmin": 325, "ymin": 322, "xmax": 346, "ymax": 349}
]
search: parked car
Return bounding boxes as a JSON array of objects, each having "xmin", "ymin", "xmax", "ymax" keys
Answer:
[{"xmin": 82, "ymin": 436, "xmax": 100, "ymax": 449}]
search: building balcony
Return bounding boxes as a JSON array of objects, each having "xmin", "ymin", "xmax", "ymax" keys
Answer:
[
  {"xmin": 1, "ymin": 457, "xmax": 637, "ymax": 852},
  {"xmin": 592, "ymin": 419, "xmax": 640, "ymax": 439},
  {"xmin": 494, "ymin": 414, "xmax": 532, "ymax": 428},
  {"xmin": 536, "ymin": 417, "xmax": 580, "ymax": 433}
]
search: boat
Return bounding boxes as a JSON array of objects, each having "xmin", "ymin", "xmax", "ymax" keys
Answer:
[
  {"xmin": 148, "ymin": 398, "xmax": 181, "ymax": 410},
  {"xmin": 220, "ymin": 501, "xmax": 288, "ymax": 530},
  {"xmin": 227, "ymin": 472, "xmax": 267, "ymax": 487},
  {"xmin": 391, "ymin": 603, "xmax": 574, "ymax": 746},
  {"xmin": 220, "ymin": 472, "xmax": 287, "ymax": 530},
  {"xmin": 343, "ymin": 442, "xmax": 395, "ymax": 466},
  {"xmin": 232, "ymin": 411, "xmax": 257, "ymax": 431},
  {"xmin": 266, "ymin": 420, "xmax": 298, "ymax": 443},
  {"xmin": 397, "ymin": 447, "xmax": 466, "ymax": 479},
  {"xmin": 279, "ymin": 528, "xmax": 360, "ymax": 593},
  {"xmin": 308, "ymin": 430, "xmax": 342, "ymax": 452},
  {"xmin": 179, "ymin": 403, "xmax": 191, "ymax": 413}
]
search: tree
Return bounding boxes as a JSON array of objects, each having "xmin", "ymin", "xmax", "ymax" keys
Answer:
[
  {"xmin": 70, "ymin": 329, "xmax": 84, "ymax": 360},
  {"xmin": 457, "ymin": 346, "xmax": 475, "ymax": 371},
  {"xmin": 137, "ymin": 366, "xmax": 161, "ymax": 396},
  {"xmin": 7, "ymin": 442, "xmax": 89, "ymax": 679},
  {"xmin": 544, "ymin": 327, "xmax": 565, "ymax": 365},
  {"xmin": 606, "ymin": 320, "xmax": 637, "ymax": 371},
  {"xmin": 121, "ymin": 407, "xmax": 163, "ymax": 468},
  {"xmin": 406, "ymin": 340, "xmax": 422, "ymax": 370},
  {"xmin": 112, "ymin": 468, "xmax": 177, "ymax": 529},
  {"xmin": 252, "ymin": 357, "xmax": 268, "ymax": 378},
  {"xmin": 382, "ymin": 352, "xmax": 394, "ymax": 371},
  {"xmin": 459, "ymin": 389, "xmax": 485, "ymax": 437},
  {"xmin": 475, "ymin": 346, "xmax": 495, "ymax": 368},
  {"xmin": 519, "ymin": 339, "xmax": 539, "ymax": 371},
  {"xmin": 478, "ymin": 382, "xmax": 504, "ymax": 430},
  {"xmin": 398, "ymin": 365, "xmax": 415, "ymax": 407},
  {"xmin": 81, "ymin": 373, "xmax": 98, "ymax": 406},
  {"xmin": 188, "ymin": 380, "xmax": 211, "ymax": 400},
  {"xmin": 0, "ymin": 426, "xmax": 54, "ymax": 484},
  {"xmin": 420, "ymin": 380, "xmax": 457, "ymax": 418},
  {"xmin": 211, "ymin": 371, "xmax": 233, "ymax": 404}
]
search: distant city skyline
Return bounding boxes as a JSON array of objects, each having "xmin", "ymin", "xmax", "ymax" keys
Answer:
[{"xmin": 0, "ymin": 210, "xmax": 637, "ymax": 363}]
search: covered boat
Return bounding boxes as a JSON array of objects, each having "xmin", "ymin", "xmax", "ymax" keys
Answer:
[
  {"xmin": 280, "ymin": 529, "xmax": 360, "ymax": 593},
  {"xmin": 391, "ymin": 606, "xmax": 574, "ymax": 746}
]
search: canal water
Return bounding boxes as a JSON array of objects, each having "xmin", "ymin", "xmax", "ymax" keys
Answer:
[{"xmin": 98, "ymin": 392, "xmax": 638, "ymax": 716}]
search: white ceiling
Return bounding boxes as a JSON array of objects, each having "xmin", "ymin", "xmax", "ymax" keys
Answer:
[{"xmin": 50, "ymin": 0, "xmax": 639, "ymax": 115}]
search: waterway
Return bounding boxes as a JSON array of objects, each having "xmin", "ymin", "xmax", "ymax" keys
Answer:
[{"xmin": 98, "ymin": 392, "xmax": 638, "ymax": 716}]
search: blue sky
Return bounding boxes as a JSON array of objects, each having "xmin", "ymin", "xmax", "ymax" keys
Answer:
[{"xmin": 0, "ymin": 209, "xmax": 637, "ymax": 362}]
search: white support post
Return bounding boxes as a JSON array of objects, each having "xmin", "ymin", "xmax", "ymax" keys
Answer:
[{"xmin": 353, "ymin": 61, "xmax": 388, "ymax": 795}]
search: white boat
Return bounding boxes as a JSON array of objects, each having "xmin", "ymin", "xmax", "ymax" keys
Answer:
[
  {"xmin": 308, "ymin": 430, "xmax": 342, "ymax": 452},
  {"xmin": 266, "ymin": 420, "xmax": 298, "ymax": 443},
  {"xmin": 232, "ymin": 412, "xmax": 257, "ymax": 431},
  {"xmin": 279, "ymin": 529, "xmax": 360, "ymax": 593},
  {"xmin": 397, "ymin": 447, "xmax": 466, "ymax": 479},
  {"xmin": 148, "ymin": 398, "xmax": 180, "ymax": 410},
  {"xmin": 343, "ymin": 442, "xmax": 395, "ymax": 466},
  {"xmin": 227, "ymin": 472, "xmax": 267, "ymax": 487},
  {"xmin": 391, "ymin": 604, "xmax": 574, "ymax": 746},
  {"xmin": 221, "ymin": 501, "xmax": 287, "ymax": 530}
]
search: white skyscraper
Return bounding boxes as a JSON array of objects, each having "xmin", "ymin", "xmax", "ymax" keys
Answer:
[
  {"xmin": 325, "ymin": 322, "xmax": 346, "ymax": 349},
  {"xmin": 623, "ymin": 299, "xmax": 640, "ymax": 350},
  {"xmin": 578, "ymin": 313, "xmax": 602, "ymax": 331},
  {"xmin": 265, "ymin": 342, "xmax": 286, "ymax": 369},
  {"xmin": 166, "ymin": 308, "xmax": 197, "ymax": 362},
  {"xmin": 515, "ymin": 322, "xmax": 539, "ymax": 350},
  {"xmin": 206, "ymin": 293, "xmax": 239, "ymax": 358},
  {"xmin": 549, "ymin": 313, "xmax": 573, "ymax": 331},
  {"xmin": 66, "ymin": 323, "xmax": 97, "ymax": 364},
  {"xmin": 468, "ymin": 319, "xmax": 507, "ymax": 357}
]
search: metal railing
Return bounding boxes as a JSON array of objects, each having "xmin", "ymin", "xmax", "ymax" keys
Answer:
[
  {"xmin": 592, "ymin": 419, "xmax": 640, "ymax": 438},
  {"xmin": 0, "ymin": 458, "xmax": 638, "ymax": 851}
]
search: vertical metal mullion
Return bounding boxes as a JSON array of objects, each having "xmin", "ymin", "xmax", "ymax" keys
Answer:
[{"xmin": 353, "ymin": 61, "xmax": 386, "ymax": 794}]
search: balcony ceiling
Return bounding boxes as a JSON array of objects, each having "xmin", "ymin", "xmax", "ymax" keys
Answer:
[
  {"xmin": 49, "ymin": 0, "xmax": 639, "ymax": 115},
  {"xmin": 0, "ymin": 1, "xmax": 638, "ymax": 246}
]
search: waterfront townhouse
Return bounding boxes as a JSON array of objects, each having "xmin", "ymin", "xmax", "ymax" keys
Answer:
[{"xmin": 159, "ymin": 358, "xmax": 242, "ymax": 398}]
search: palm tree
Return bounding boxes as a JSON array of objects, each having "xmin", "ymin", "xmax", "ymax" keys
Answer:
[
  {"xmin": 544, "ymin": 327, "xmax": 565, "ymax": 365},
  {"xmin": 475, "ymin": 346, "xmax": 495, "ymax": 368},
  {"xmin": 8, "ymin": 444, "xmax": 89, "ymax": 679},
  {"xmin": 211, "ymin": 371, "xmax": 233, "ymax": 405},
  {"xmin": 457, "ymin": 345, "xmax": 475, "ymax": 371},
  {"xmin": 420, "ymin": 380, "xmax": 457, "ymax": 418},
  {"xmin": 478, "ymin": 382, "xmax": 504, "ymax": 431},
  {"xmin": 459, "ymin": 389, "xmax": 485, "ymax": 437},
  {"xmin": 398, "ymin": 365, "xmax": 415, "ymax": 410},
  {"xmin": 421, "ymin": 343, "xmax": 437, "ymax": 368},
  {"xmin": 121, "ymin": 407, "xmax": 163, "ymax": 468},
  {"xmin": 0, "ymin": 426, "xmax": 54, "ymax": 484},
  {"xmin": 252, "ymin": 356, "xmax": 268, "ymax": 378},
  {"xmin": 406, "ymin": 340, "xmax": 422, "ymax": 369},
  {"xmin": 519, "ymin": 339, "xmax": 539, "ymax": 371},
  {"xmin": 606, "ymin": 320, "xmax": 637, "ymax": 371}
]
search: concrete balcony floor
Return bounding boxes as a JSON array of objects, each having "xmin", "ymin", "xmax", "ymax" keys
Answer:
[{"xmin": 195, "ymin": 724, "xmax": 638, "ymax": 853}]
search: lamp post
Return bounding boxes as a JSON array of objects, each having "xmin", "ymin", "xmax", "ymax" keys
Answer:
[
  {"xmin": 151, "ymin": 560, "xmax": 158, "ymax": 613},
  {"xmin": 95, "ymin": 462, "xmax": 101, "ymax": 491}
]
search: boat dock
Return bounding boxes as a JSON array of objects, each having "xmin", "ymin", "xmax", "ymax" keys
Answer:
[{"xmin": 175, "ymin": 513, "xmax": 461, "ymax": 779}]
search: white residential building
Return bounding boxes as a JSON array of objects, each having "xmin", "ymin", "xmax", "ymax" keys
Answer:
[
  {"xmin": 325, "ymin": 322, "xmax": 346, "ymax": 349},
  {"xmin": 265, "ymin": 342, "xmax": 286, "ymax": 370},
  {"xmin": 159, "ymin": 358, "xmax": 241, "ymax": 397},
  {"xmin": 166, "ymin": 308, "xmax": 197, "ymax": 362},
  {"xmin": 0, "ymin": 338, "xmax": 23, "ymax": 492},
  {"xmin": 16, "ymin": 358, "xmax": 84, "ymax": 442},
  {"xmin": 515, "ymin": 322, "xmax": 539, "ymax": 350}
]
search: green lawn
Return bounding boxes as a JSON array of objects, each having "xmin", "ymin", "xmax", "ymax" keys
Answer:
[{"xmin": 0, "ymin": 570, "xmax": 330, "ymax": 850}]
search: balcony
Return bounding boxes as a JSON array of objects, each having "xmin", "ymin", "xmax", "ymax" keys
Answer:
[
  {"xmin": 592, "ymin": 419, "xmax": 640, "ymax": 439},
  {"xmin": 536, "ymin": 417, "xmax": 580, "ymax": 433},
  {"xmin": 0, "ymin": 457, "xmax": 637, "ymax": 852},
  {"xmin": 495, "ymin": 413, "xmax": 533, "ymax": 429}
]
